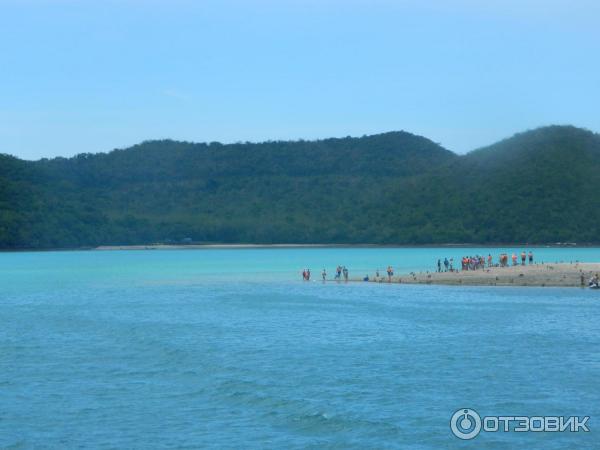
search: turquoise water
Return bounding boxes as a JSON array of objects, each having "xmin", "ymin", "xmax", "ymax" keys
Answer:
[{"xmin": 1, "ymin": 247, "xmax": 599, "ymax": 449}]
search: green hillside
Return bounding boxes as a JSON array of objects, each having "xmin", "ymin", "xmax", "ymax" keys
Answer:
[
  {"xmin": 0, "ymin": 126, "xmax": 598, "ymax": 249},
  {"xmin": 379, "ymin": 126, "xmax": 600, "ymax": 243}
]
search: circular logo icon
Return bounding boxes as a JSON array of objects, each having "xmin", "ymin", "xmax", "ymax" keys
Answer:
[{"xmin": 450, "ymin": 408, "xmax": 481, "ymax": 440}]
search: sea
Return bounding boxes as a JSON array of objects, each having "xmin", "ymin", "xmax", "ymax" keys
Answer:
[{"xmin": 1, "ymin": 247, "xmax": 599, "ymax": 449}]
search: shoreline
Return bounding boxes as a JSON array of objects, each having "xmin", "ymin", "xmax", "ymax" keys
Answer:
[
  {"xmin": 2, "ymin": 243, "xmax": 600, "ymax": 253},
  {"xmin": 94, "ymin": 243, "xmax": 596, "ymax": 251},
  {"xmin": 349, "ymin": 263, "xmax": 600, "ymax": 288}
]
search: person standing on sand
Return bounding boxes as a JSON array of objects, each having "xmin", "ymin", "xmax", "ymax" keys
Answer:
[
  {"xmin": 521, "ymin": 251, "xmax": 526, "ymax": 265},
  {"xmin": 487, "ymin": 254, "xmax": 492, "ymax": 267},
  {"xmin": 512, "ymin": 253, "xmax": 517, "ymax": 266},
  {"xmin": 437, "ymin": 259, "xmax": 441, "ymax": 272},
  {"xmin": 449, "ymin": 258, "xmax": 454, "ymax": 272},
  {"xmin": 444, "ymin": 257, "xmax": 449, "ymax": 272},
  {"xmin": 529, "ymin": 251, "xmax": 534, "ymax": 264}
]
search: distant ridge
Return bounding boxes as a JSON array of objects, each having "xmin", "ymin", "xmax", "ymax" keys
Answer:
[{"xmin": 0, "ymin": 125, "xmax": 598, "ymax": 248}]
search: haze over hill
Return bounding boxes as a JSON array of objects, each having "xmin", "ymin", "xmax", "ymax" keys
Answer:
[{"xmin": 0, "ymin": 125, "xmax": 598, "ymax": 249}]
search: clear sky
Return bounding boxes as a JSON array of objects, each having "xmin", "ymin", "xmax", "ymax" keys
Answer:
[{"xmin": 1, "ymin": 0, "xmax": 599, "ymax": 159}]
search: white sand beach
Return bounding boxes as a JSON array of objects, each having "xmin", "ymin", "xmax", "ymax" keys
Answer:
[{"xmin": 365, "ymin": 263, "xmax": 600, "ymax": 287}]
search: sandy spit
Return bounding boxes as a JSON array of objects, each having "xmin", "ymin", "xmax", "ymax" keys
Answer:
[{"xmin": 356, "ymin": 263, "xmax": 600, "ymax": 288}]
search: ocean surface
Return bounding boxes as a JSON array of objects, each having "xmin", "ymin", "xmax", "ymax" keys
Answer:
[{"xmin": 1, "ymin": 247, "xmax": 599, "ymax": 449}]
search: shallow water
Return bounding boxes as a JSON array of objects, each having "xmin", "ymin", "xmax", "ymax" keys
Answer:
[{"xmin": 1, "ymin": 248, "xmax": 599, "ymax": 449}]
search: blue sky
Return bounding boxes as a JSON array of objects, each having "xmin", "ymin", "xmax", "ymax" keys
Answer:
[{"xmin": 1, "ymin": 0, "xmax": 599, "ymax": 159}]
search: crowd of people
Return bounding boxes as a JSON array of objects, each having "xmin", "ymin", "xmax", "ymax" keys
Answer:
[
  {"xmin": 304, "ymin": 252, "xmax": 599, "ymax": 289},
  {"xmin": 436, "ymin": 251, "xmax": 535, "ymax": 272}
]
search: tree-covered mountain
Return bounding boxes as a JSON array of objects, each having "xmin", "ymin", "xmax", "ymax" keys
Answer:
[
  {"xmin": 378, "ymin": 126, "xmax": 600, "ymax": 243},
  {"xmin": 0, "ymin": 126, "xmax": 598, "ymax": 249}
]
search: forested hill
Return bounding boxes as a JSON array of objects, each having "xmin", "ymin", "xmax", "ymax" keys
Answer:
[{"xmin": 0, "ymin": 126, "xmax": 598, "ymax": 249}]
